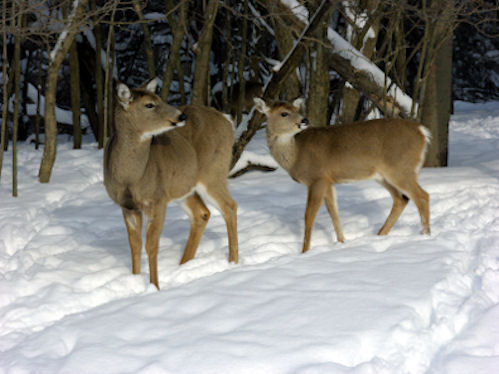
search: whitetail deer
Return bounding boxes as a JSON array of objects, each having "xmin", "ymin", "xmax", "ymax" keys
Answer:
[
  {"xmin": 254, "ymin": 97, "xmax": 430, "ymax": 253},
  {"xmin": 104, "ymin": 78, "xmax": 238, "ymax": 289}
]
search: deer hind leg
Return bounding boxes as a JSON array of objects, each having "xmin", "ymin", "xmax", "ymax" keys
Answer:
[
  {"xmin": 144, "ymin": 202, "xmax": 167, "ymax": 289},
  {"xmin": 303, "ymin": 180, "xmax": 328, "ymax": 253},
  {"xmin": 197, "ymin": 183, "xmax": 239, "ymax": 264},
  {"xmin": 179, "ymin": 193, "xmax": 211, "ymax": 265},
  {"xmin": 324, "ymin": 185, "xmax": 345, "ymax": 243},
  {"xmin": 122, "ymin": 208, "xmax": 143, "ymax": 275},
  {"xmin": 386, "ymin": 174, "xmax": 430, "ymax": 235},
  {"xmin": 377, "ymin": 178, "xmax": 410, "ymax": 236}
]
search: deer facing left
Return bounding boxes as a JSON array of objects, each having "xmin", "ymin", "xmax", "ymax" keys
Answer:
[{"xmin": 104, "ymin": 79, "xmax": 238, "ymax": 289}]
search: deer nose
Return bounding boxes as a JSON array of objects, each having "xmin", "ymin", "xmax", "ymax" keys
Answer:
[
  {"xmin": 178, "ymin": 113, "xmax": 187, "ymax": 122},
  {"xmin": 298, "ymin": 117, "xmax": 309, "ymax": 129}
]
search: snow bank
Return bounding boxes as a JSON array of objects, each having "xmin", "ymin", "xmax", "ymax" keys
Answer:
[{"xmin": 0, "ymin": 102, "xmax": 498, "ymax": 373}]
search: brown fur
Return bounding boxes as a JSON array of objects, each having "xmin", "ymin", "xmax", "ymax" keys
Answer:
[
  {"xmin": 255, "ymin": 98, "xmax": 430, "ymax": 253},
  {"xmin": 104, "ymin": 79, "xmax": 238, "ymax": 289}
]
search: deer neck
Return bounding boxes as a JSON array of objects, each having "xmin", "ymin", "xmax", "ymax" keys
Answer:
[
  {"xmin": 266, "ymin": 130, "xmax": 298, "ymax": 172},
  {"xmin": 109, "ymin": 117, "xmax": 152, "ymax": 185}
]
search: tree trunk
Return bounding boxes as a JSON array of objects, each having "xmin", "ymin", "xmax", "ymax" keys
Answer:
[
  {"xmin": 62, "ymin": 2, "xmax": 81, "ymax": 148},
  {"xmin": 103, "ymin": 3, "xmax": 117, "ymax": 142},
  {"xmin": 221, "ymin": 0, "xmax": 232, "ymax": 113},
  {"xmin": 38, "ymin": 0, "xmax": 89, "ymax": 183},
  {"xmin": 35, "ymin": 49, "xmax": 43, "ymax": 149},
  {"xmin": 306, "ymin": 0, "xmax": 332, "ymax": 127},
  {"xmin": 160, "ymin": 0, "xmax": 187, "ymax": 101},
  {"xmin": 133, "ymin": 0, "xmax": 156, "ymax": 79},
  {"xmin": 90, "ymin": 0, "xmax": 104, "ymax": 148},
  {"xmin": 421, "ymin": 31, "xmax": 452, "ymax": 167},
  {"xmin": 268, "ymin": 1, "xmax": 301, "ymax": 99},
  {"xmin": 236, "ymin": 0, "xmax": 249, "ymax": 125},
  {"xmin": 191, "ymin": 0, "xmax": 219, "ymax": 106},
  {"xmin": 420, "ymin": 0, "xmax": 454, "ymax": 167},
  {"xmin": 0, "ymin": 0, "xmax": 8, "ymax": 179},
  {"xmin": 69, "ymin": 39, "xmax": 81, "ymax": 149},
  {"xmin": 12, "ymin": 9, "xmax": 22, "ymax": 196},
  {"xmin": 77, "ymin": 39, "xmax": 100, "ymax": 141}
]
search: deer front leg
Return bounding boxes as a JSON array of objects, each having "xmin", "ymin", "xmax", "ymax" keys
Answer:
[
  {"xmin": 122, "ymin": 208, "xmax": 143, "ymax": 275},
  {"xmin": 179, "ymin": 193, "xmax": 211, "ymax": 264},
  {"xmin": 144, "ymin": 202, "xmax": 167, "ymax": 290},
  {"xmin": 303, "ymin": 180, "xmax": 328, "ymax": 253}
]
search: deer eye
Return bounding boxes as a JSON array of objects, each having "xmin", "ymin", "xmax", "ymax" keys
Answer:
[
  {"xmin": 145, "ymin": 103, "xmax": 155, "ymax": 109},
  {"xmin": 281, "ymin": 112, "xmax": 289, "ymax": 117}
]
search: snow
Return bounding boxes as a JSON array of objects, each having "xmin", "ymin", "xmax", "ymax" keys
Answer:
[
  {"xmin": 0, "ymin": 102, "xmax": 499, "ymax": 373},
  {"xmin": 25, "ymin": 83, "xmax": 89, "ymax": 128}
]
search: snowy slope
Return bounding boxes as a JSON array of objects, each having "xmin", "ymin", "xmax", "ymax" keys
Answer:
[{"xmin": 0, "ymin": 102, "xmax": 498, "ymax": 374}]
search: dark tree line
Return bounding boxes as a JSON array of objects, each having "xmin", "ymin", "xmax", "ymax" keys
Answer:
[{"xmin": 0, "ymin": 0, "xmax": 498, "ymax": 194}]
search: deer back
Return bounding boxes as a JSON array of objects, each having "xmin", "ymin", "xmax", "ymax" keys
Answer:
[
  {"xmin": 175, "ymin": 105, "xmax": 235, "ymax": 185},
  {"xmin": 291, "ymin": 119, "xmax": 429, "ymax": 185}
]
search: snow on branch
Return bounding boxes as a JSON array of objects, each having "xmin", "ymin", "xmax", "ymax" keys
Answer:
[
  {"xmin": 326, "ymin": 27, "xmax": 415, "ymax": 115},
  {"xmin": 50, "ymin": 0, "xmax": 83, "ymax": 61},
  {"xmin": 281, "ymin": 0, "xmax": 416, "ymax": 117}
]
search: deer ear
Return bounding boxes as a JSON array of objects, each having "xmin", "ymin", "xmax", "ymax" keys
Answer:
[
  {"xmin": 253, "ymin": 97, "xmax": 269, "ymax": 114},
  {"xmin": 144, "ymin": 77, "xmax": 159, "ymax": 93},
  {"xmin": 292, "ymin": 97, "xmax": 305, "ymax": 110},
  {"xmin": 117, "ymin": 83, "xmax": 132, "ymax": 109}
]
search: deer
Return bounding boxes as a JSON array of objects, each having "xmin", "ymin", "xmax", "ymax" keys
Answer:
[
  {"xmin": 104, "ymin": 78, "xmax": 238, "ymax": 289},
  {"xmin": 254, "ymin": 97, "xmax": 430, "ymax": 254}
]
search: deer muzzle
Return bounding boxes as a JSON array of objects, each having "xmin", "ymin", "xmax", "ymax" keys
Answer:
[
  {"xmin": 298, "ymin": 117, "xmax": 309, "ymax": 130},
  {"xmin": 173, "ymin": 112, "xmax": 187, "ymax": 127}
]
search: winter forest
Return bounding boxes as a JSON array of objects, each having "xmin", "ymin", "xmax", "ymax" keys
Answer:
[
  {"xmin": 1, "ymin": 0, "xmax": 498, "ymax": 187},
  {"xmin": 1, "ymin": 0, "xmax": 499, "ymax": 373}
]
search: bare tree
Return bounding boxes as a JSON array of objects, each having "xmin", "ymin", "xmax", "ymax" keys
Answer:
[
  {"xmin": 192, "ymin": 0, "xmax": 220, "ymax": 105},
  {"xmin": 160, "ymin": 0, "xmax": 188, "ymax": 101},
  {"xmin": 63, "ymin": 4, "xmax": 82, "ymax": 149},
  {"xmin": 0, "ymin": 0, "xmax": 8, "ymax": 180},
  {"xmin": 90, "ymin": 0, "xmax": 105, "ymax": 149},
  {"xmin": 38, "ymin": 0, "xmax": 90, "ymax": 183},
  {"xmin": 306, "ymin": 0, "xmax": 333, "ymax": 127},
  {"xmin": 420, "ymin": 0, "xmax": 455, "ymax": 167},
  {"xmin": 11, "ymin": 3, "xmax": 23, "ymax": 196},
  {"xmin": 132, "ymin": 0, "xmax": 156, "ymax": 79}
]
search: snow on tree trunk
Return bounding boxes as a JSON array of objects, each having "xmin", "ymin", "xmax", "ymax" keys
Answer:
[{"xmin": 39, "ymin": 0, "xmax": 89, "ymax": 183}]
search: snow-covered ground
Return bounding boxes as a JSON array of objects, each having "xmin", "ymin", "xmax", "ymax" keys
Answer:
[{"xmin": 0, "ymin": 102, "xmax": 498, "ymax": 374}]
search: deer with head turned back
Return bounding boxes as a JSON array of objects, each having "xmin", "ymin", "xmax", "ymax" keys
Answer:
[
  {"xmin": 254, "ymin": 97, "xmax": 430, "ymax": 253},
  {"xmin": 104, "ymin": 79, "xmax": 238, "ymax": 289}
]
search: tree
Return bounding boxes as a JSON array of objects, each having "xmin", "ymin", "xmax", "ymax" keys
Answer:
[
  {"xmin": 192, "ymin": 0, "xmax": 220, "ymax": 106},
  {"xmin": 420, "ymin": 0, "xmax": 455, "ymax": 167},
  {"xmin": 0, "ymin": 0, "xmax": 9, "ymax": 180},
  {"xmin": 38, "ymin": 0, "xmax": 90, "ymax": 183},
  {"xmin": 11, "ymin": 3, "xmax": 23, "ymax": 196}
]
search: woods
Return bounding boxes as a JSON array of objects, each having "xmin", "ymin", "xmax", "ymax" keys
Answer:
[{"xmin": 0, "ymin": 0, "xmax": 497, "ymax": 193}]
